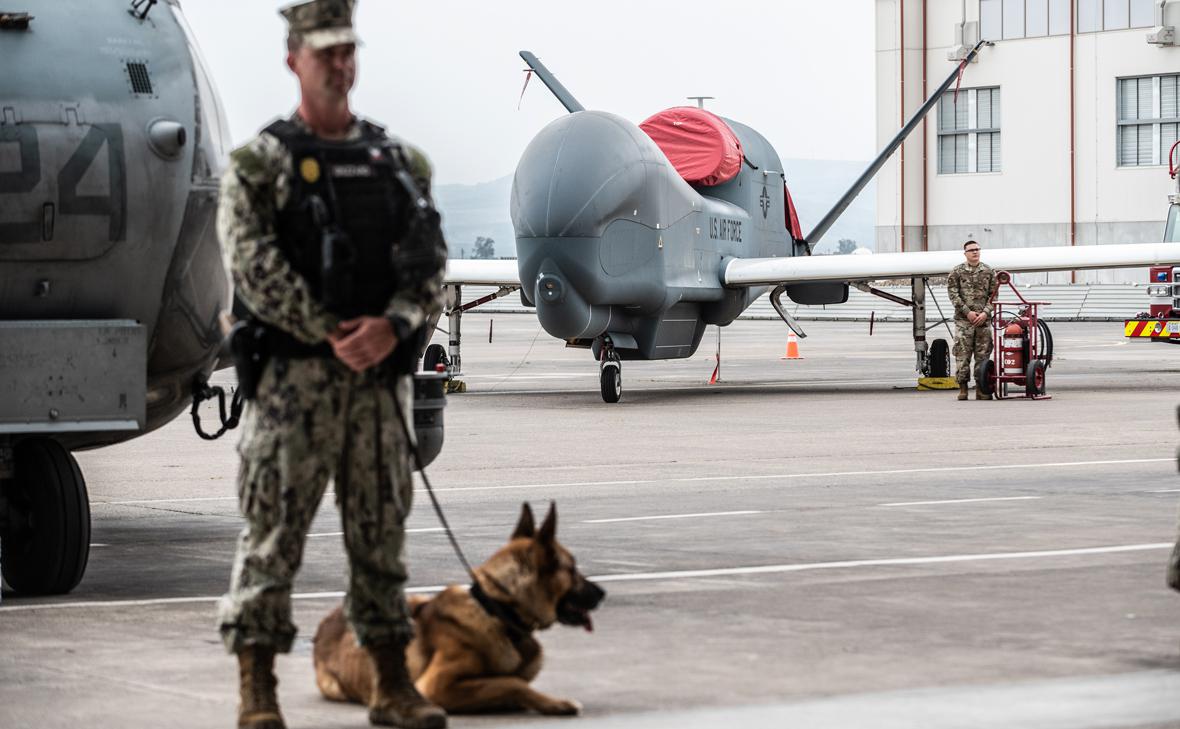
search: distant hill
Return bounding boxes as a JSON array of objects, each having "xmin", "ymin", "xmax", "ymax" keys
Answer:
[{"xmin": 434, "ymin": 159, "xmax": 875, "ymax": 259}]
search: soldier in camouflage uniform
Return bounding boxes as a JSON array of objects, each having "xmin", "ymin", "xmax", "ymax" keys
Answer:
[
  {"xmin": 946, "ymin": 241, "xmax": 998, "ymax": 401},
  {"xmin": 215, "ymin": 2, "xmax": 446, "ymax": 728}
]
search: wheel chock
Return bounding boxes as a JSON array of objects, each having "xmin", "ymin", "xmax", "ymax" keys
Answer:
[{"xmin": 917, "ymin": 376, "xmax": 959, "ymax": 390}]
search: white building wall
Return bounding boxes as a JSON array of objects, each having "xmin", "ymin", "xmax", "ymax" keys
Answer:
[{"xmin": 876, "ymin": 0, "xmax": 1180, "ymax": 283}]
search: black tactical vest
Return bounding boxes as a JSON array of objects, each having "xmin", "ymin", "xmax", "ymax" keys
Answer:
[{"xmin": 265, "ymin": 117, "xmax": 410, "ymax": 320}]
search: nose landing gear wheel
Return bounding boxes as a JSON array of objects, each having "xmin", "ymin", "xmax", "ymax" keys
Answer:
[
  {"xmin": 1, "ymin": 437, "xmax": 90, "ymax": 595},
  {"xmin": 422, "ymin": 343, "xmax": 448, "ymax": 373},
  {"xmin": 600, "ymin": 357, "xmax": 622, "ymax": 403}
]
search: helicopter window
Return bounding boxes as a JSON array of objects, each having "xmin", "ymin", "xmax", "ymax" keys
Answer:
[{"xmin": 125, "ymin": 62, "xmax": 154, "ymax": 96}]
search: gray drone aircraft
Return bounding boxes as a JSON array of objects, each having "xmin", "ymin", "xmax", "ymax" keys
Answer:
[
  {"xmin": 0, "ymin": 0, "xmax": 230, "ymax": 595},
  {"xmin": 440, "ymin": 49, "xmax": 1180, "ymax": 402}
]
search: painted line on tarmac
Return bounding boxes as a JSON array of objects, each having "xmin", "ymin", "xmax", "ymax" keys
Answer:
[
  {"xmin": 425, "ymin": 457, "xmax": 1173, "ymax": 493},
  {"xmin": 588, "ymin": 542, "xmax": 1172, "ymax": 584},
  {"xmin": 584, "ymin": 510, "xmax": 764, "ymax": 524},
  {"xmin": 99, "ymin": 492, "xmax": 335, "ymax": 506},
  {"xmin": 89, "ymin": 457, "xmax": 1173, "ymax": 506},
  {"xmin": 2, "ymin": 542, "xmax": 1167, "ymax": 613},
  {"xmin": 1150, "ymin": 488, "xmax": 1180, "ymax": 493},
  {"xmin": 878, "ymin": 496, "xmax": 1043, "ymax": 507},
  {"xmin": 0, "ymin": 587, "xmax": 440, "ymax": 613},
  {"xmin": 307, "ymin": 527, "xmax": 444, "ymax": 538}
]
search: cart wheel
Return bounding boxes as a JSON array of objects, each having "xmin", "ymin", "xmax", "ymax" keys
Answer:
[
  {"xmin": 1025, "ymin": 360, "xmax": 1046, "ymax": 397},
  {"xmin": 975, "ymin": 359, "xmax": 995, "ymax": 397},
  {"xmin": 928, "ymin": 339, "xmax": 950, "ymax": 378}
]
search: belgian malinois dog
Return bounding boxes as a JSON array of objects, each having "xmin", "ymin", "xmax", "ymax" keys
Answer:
[{"xmin": 312, "ymin": 502, "xmax": 605, "ymax": 715}]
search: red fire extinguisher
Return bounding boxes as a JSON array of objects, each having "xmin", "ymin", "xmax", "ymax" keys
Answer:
[{"xmin": 1001, "ymin": 322, "xmax": 1025, "ymax": 372}]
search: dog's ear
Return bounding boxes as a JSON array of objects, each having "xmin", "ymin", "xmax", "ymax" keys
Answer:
[
  {"xmin": 537, "ymin": 501, "xmax": 557, "ymax": 545},
  {"xmin": 512, "ymin": 502, "xmax": 536, "ymax": 540}
]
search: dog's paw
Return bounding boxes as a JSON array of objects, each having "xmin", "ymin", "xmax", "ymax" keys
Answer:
[{"xmin": 539, "ymin": 697, "xmax": 582, "ymax": 716}]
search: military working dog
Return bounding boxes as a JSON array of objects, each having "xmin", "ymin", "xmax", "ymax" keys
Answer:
[{"xmin": 312, "ymin": 502, "xmax": 605, "ymax": 715}]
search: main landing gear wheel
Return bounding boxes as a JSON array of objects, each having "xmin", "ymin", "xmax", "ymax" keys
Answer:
[
  {"xmin": 1025, "ymin": 360, "xmax": 1047, "ymax": 397},
  {"xmin": 975, "ymin": 359, "xmax": 996, "ymax": 398},
  {"xmin": 1, "ymin": 438, "xmax": 90, "ymax": 595},
  {"xmin": 928, "ymin": 338, "xmax": 950, "ymax": 378},
  {"xmin": 600, "ymin": 354, "xmax": 622, "ymax": 403},
  {"xmin": 422, "ymin": 343, "xmax": 448, "ymax": 373}
]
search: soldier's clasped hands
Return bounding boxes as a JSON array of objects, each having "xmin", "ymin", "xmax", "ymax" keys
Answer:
[{"xmin": 327, "ymin": 316, "xmax": 399, "ymax": 372}]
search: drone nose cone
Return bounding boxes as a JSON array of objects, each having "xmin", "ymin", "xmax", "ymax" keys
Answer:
[
  {"xmin": 532, "ymin": 264, "xmax": 609, "ymax": 340},
  {"xmin": 512, "ymin": 110, "xmax": 663, "ymax": 239}
]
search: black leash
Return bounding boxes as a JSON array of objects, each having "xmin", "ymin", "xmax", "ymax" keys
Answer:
[
  {"xmin": 391, "ymin": 398, "xmax": 536, "ymax": 637},
  {"xmin": 391, "ymin": 401, "xmax": 479, "ymax": 580}
]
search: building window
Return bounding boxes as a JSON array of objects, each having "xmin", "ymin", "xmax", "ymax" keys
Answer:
[
  {"xmin": 1118, "ymin": 75, "xmax": 1180, "ymax": 167},
  {"xmin": 981, "ymin": 0, "xmax": 1155, "ymax": 39},
  {"xmin": 938, "ymin": 87, "xmax": 1001, "ymax": 174}
]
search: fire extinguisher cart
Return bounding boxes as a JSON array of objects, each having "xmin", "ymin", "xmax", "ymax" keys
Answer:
[{"xmin": 975, "ymin": 270, "xmax": 1054, "ymax": 400}]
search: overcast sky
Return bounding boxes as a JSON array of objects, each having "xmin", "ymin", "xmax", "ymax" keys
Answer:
[{"xmin": 181, "ymin": 1, "xmax": 876, "ymax": 186}]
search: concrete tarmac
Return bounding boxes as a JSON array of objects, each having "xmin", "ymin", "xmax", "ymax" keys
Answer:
[{"xmin": 3, "ymin": 317, "xmax": 1180, "ymax": 729}]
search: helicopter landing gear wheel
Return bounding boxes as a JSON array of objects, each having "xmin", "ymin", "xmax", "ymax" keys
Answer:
[
  {"xmin": 599, "ymin": 350, "xmax": 622, "ymax": 404},
  {"xmin": 1, "ymin": 437, "xmax": 90, "ymax": 595}
]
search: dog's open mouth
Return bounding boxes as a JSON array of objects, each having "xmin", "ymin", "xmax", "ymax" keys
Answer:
[
  {"xmin": 556, "ymin": 585, "xmax": 604, "ymax": 632},
  {"xmin": 556, "ymin": 597, "xmax": 594, "ymax": 632}
]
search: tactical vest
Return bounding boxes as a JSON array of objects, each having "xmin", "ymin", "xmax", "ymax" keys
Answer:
[{"xmin": 266, "ymin": 117, "xmax": 410, "ymax": 320}]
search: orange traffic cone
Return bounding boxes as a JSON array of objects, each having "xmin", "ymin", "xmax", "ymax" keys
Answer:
[{"xmin": 781, "ymin": 331, "xmax": 803, "ymax": 360}]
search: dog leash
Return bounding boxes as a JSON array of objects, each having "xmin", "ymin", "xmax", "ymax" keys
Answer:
[
  {"xmin": 392, "ymin": 402, "xmax": 478, "ymax": 580},
  {"xmin": 393, "ymin": 401, "xmax": 540, "ymax": 636}
]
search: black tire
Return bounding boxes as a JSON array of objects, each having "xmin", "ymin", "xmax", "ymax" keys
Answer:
[
  {"xmin": 1, "ymin": 438, "xmax": 90, "ymax": 595},
  {"xmin": 975, "ymin": 358, "xmax": 996, "ymax": 397},
  {"xmin": 1025, "ymin": 359, "xmax": 1047, "ymax": 397},
  {"xmin": 422, "ymin": 343, "xmax": 448, "ymax": 373},
  {"xmin": 928, "ymin": 339, "xmax": 950, "ymax": 378},
  {"xmin": 600, "ymin": 362, "xmax": 621, "ymax": 403}
]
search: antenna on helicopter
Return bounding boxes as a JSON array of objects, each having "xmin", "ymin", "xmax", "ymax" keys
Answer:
[{"xmin": 687, "ymin": 96, "xmax": 714, "ymax": 109}]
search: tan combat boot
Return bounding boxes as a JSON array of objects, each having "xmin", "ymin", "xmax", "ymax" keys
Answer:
[
  {"xmin": 236, "ymin": 645, "xmax": 285, "ymax": 729},
  {"xmin": 975, "ymin": 388, "xmax": 993, "ymax": 401},
  {"xmin": 957, "ymin": 384, "xmax": 969, "ymax": 401},
  {"xmin": 366, "ymin": 642, "xmax": 447, "ymax": 729}
]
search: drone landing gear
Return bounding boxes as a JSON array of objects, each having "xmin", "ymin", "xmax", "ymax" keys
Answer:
[{"xmin": 598, "ymin": 340, "xmax": 622, "ymax": 403}]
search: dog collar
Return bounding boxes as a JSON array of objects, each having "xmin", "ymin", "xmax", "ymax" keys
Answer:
[{"xmin": 469, "ymin": 580, "xmax": 533, "ymax": 643}]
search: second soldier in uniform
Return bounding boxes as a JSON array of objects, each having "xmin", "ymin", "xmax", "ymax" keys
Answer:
[
  {"xmin": 215, "ymin": 2, "xmax": 447, "ymax": 728},
  {"xmin": 947, "ymin": 240, "xmax": 998, "ymax": 401}
]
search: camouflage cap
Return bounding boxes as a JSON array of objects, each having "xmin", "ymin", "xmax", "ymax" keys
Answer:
[{"xmin": 280, "ymin": 0, "xmax": 361, "ymax": 51}]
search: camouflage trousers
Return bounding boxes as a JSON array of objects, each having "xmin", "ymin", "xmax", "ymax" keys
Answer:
[
  {"xmin": 217, "ymin": 357, "xmax": 417, "ymax": 654},
  {"xmin": 953, "ymin": 320, "xmax": 993, "ymax": 385}
]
